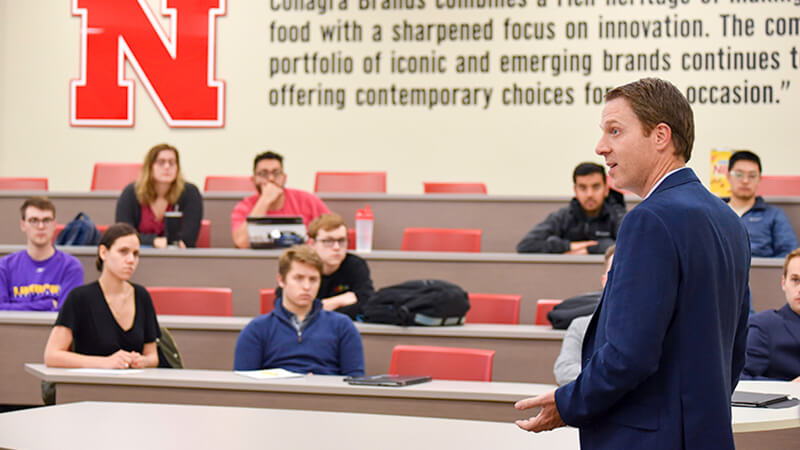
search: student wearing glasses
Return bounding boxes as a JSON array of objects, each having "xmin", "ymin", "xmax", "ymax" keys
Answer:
[
  {"xmin": 724, "ymin": 150, "xmax": 798, "ymax": 257},
  {"xmin": 115, "ymin": 143, "xmax": 204, "ymax": 248},
  {"xmin": 231, "ymin": 150, "xmax": 329, "ymax": 249},
  {"xmin": 0, "ymin": 197, "xmax": 84, "ymax": 311},
  {"xmin": 274, "ymin": 214, "xmax": 374, "ymax": 319}
]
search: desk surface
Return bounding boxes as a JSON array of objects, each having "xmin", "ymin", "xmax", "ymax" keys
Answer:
[
  {"xmin": 0, "ymin": 401, "xmax": 577, "ymax": 450},
  {"xmin": 0, "ymin": 244, "xmax": 787, "ymax": 318}
]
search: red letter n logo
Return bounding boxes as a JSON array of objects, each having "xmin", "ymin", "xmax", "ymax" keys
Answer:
[{"xmin": 71, "ymin": 0, "xmax": 226, "ymax": 127}]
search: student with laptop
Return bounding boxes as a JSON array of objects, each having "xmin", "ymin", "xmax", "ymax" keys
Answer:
[
  {"xmin": 742, "ymin": 247, "xmax": 800, "ymax": 382},
  {"xmin": 274, "ymin": 213, "xmax": 375, "ymax": 319},
  {"xmin": 234, "ymin": 245, "xmax": 365, "ymax": 376},
  {"xmin": 231, "ymin": 151, "xmax": 330, "ymax": 248},
  {"xmin": 0, "ymin": 197, "xmax": 83, "ymax": 311}
]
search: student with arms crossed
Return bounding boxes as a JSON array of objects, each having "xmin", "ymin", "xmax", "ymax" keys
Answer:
[
  {"xmin": 234, "ymin": 245, "xmax": 364, "ymax": 376},
  {"xmin": 44, "ymin": 223, "xmax": 160, "ymax": 369},
  {"xmin": 275, "ymin": 213, "xmax": 374, "ymax": 319},
  {"xmin": 0, "ymin": 197, "xmax": 83, "ymax": 311}
]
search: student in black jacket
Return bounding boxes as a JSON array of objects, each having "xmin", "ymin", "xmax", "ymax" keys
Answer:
[
  {"xmin": 517, "ymin": 162, "xmax": 626, "ymax": 255},
  {"xmin": 115, "ymin": 143, "xmax": 203, "ymax": 248}
]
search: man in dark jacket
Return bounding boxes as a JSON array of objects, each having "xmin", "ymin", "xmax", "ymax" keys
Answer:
[{"xmin": 516, "ymin": 162, "xmax": 626, "ymax": 255}]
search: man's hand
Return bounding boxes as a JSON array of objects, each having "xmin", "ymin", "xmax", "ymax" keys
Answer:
[
  {"xmin": 793, "ymin": 375, "xmax": 800, "ymax": 383},
  {"xmin": 514, "ymin": 388, "xmax": 566, "ymax": 432},
  {"xmin": 321, "ymin": 292, "xmax": 357, "ymax": 311},
  {"xmin": 258, "ymin": 181, "xmax": 284, "ymax": 209},
  {"xmin": 565, "ymin": 240, "xmax": 598, "ymax": 255}
]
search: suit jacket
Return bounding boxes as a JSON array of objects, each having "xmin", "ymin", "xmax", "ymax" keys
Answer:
[
  {"xmin": 555, "ymin": 168, "xmax": 751, "ymax": 449},
  {"xmin": 742, "ymin": 304, "xmax": 800, "ymax": 381}
]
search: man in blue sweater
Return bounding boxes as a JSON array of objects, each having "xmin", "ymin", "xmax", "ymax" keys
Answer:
[{"xmin": 234, "ymin": 245, "xmax": 365, "ymax": 375}]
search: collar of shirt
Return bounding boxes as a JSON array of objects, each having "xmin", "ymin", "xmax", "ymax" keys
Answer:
[{"xmin": 644, "ymin": 166, "xmax": 688, "ymax": 200}]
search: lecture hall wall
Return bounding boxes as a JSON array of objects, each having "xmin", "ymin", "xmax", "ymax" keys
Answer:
[{"xmin": 0, "ymin": 1, "xmax": 798, "ymax": 194}]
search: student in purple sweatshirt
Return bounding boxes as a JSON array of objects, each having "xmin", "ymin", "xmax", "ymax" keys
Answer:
[{"xmin": 0, "ymin": 197, "xmax": 84, "ymax": 311}]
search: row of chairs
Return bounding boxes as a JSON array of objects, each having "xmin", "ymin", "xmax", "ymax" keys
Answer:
[
  {"xmin": 146, "ymin": 286, "xmax": 561, "ymax": 325},
  {"xmin": 0, "ymin": 166, "xmax": 488, "ymax": 194},
  {"xmin": 5, "ymin": 166, "xmax": 800, "ymax": 195}
]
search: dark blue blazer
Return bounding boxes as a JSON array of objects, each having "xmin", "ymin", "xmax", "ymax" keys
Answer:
[
  {"xmin": 742, "ymin": 304, "xmax": 800, "ymax": 381},
  {"xmin": 555, "ymin": 169, "xmax": 751, "ymax": 449}
]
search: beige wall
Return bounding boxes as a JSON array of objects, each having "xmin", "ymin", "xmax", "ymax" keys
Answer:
[{"xmin": 1, "ymin": 2, "xmax": 798, "ymax": 194}]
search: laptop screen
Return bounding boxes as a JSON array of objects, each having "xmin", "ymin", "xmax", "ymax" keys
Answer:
[{"xmin": 246, "ymin": 216, "xmax": 306, "ymax": 249}]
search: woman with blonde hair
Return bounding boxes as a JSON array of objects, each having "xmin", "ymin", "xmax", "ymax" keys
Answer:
[{"xmin": 115, "ymin": 143, "xmax": 203, "ymax": 248}]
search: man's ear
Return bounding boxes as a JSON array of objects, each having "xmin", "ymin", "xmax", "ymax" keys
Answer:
[
  {"xmin": 277, "ymin": 273, "xmax": 285, "ymax": 289},
  {"xmin": 653, "ymin": 123, "xmax": 673, "ymax": 152}
]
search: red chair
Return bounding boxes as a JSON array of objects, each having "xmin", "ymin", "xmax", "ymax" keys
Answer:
[
  {"xmin": 195, "ymin": 220, "xmax": 211, "ymax": 248},
  {"xmin": 388, "ymin": 345, "xmax": 495, "ymax": 381},
  {"xmin": 347, "ymin": 228, "xmax": 356, "ymax": 250},
  {"xmin": 204, "ymin": 176, "xmax": 255, "ymax": 192},
  {"xmin": 401, "ymin": 228, "xmax": 482, "ymax": 253},
  {"xmin": 314, "ymin": 171, "xmax": 387, "ymax": 193},
  {"xmin": 146, "ymin": 287, "xmax": 233, "ymax": 316},
  {"xmin": 535, "ymin": 299, "xmax": 563, "ymax": 326},
  {"xmin": 465, "ymin": 293, "xmax": 521, "ymax": 324},
  {"xmin": 0, "ymin": 177, "xmax": 48, "ymax": 191},
  {"xmin": 757, "ymin": 175, "xmax": 800, "ymax": 196},
  {"xmin": 423, "ymin": 182, "xmax": 487, "ymax": 194},
  {"xmin": 90, "ymin": 162, "xmax": 142, "ymax": 191},
  {"xmin": 260, "ymin": 288, "xmax": 277, "ymax": 314}
]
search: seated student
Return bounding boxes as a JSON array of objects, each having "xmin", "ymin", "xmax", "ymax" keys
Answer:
[
  {"xmin": 44, "ymin": 223, "xmax": 160, "ymax": 369},
  {"xmin": 275, "ymin": 213, "xmax": 374, "ymax": 319},
  {"xmin": 552, "ymin": 245, "xmax": 615, "ymax": 386},
  {"xmin": 231, "ymin": 151, "xmax": 330, "ymax": 248},
  {"xmin": 0, "ymin": 197, "xmax": 84, "ymax": 311},
  {"xmin": 742, "ymin": 248, "xmax": 800, "ymax": 382},
  {"xmin": 234, "ymin": 245, "xmax": 364, "ymax": 375},
  {"xmin": 724, "ymin": 150, "xmax": 798, "ymax": 258},
  {"xmin": 115, "ymin": 143, "xmax": 203, "ymax": 248},
  {"xmin": 517, "ymin": 162, "xmax": 626, "ymax": 255}
]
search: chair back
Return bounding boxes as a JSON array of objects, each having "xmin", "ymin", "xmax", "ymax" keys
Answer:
[
  {"xmin": 401, "ymin": 228, "xmax": 482, "ymax": 252},
  {"xmin": 423, "ymin": 182, "xmax": 487, "ymax": 194},
  {"xmin": 535, "ymin": 299, "xmax": 563, "ymax": 326},
  {"xmin": 388, "ymin": 345, "xmax": 495, "ymax": 381},
  {"xmin": 260, "ymin": 288, "xmax": 277, "ymax": 314},
  {"xmin": 465, "ymin": 293, "xmax": 521, "ymax": 324},
  {"xmin": 314, "ymin": 171, "xmax": 386, "ymax": 193},
  {"xmin": 757, "ymin": 175, "xmax": 800, "ymax": 196},
  {"xmin": 0, "ymin": 177, "xmax": 48, "ymax": 191},
  {"xmin": 91, "ymin": 162, "xmax": 142, "ymax": 191},
  {"xmin": 204, "ymin": 176, "xmax": 255, "ymax": 192},
  {"xmin": 147, "ymin": 287, "xmax": 233, "ymax": 316},
  {"xmin": 195, "ymin": 220, "xmax": 211, "ymax": 248}
]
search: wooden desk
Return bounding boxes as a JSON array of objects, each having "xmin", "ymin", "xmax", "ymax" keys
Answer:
[
  {"xmin": 21, "ymin": 366, "xmax": 800, "ymax": 449},
  {"xmin": 3, "ymin": 191, "xmax": 799, "ymax": 252},
  {"xmin": 0, "ymin": 245, "xmax": 786, "ymax": 319},
  {"xmin": 0, "ymin": 312, "xmax": 564, "ymax": 405},
  {"xmin": 0, "ymin": 401, "xmax": 579, "ymax": 450}
]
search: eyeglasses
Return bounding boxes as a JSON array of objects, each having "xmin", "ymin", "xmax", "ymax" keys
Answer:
[
  {"xmin": 154, "ymin": 158, "xmax": 177, "ymax": 167},
  {"xmin": 26, "ymin": 217, "xmax": 54, "ymax": 227},
  {"xmin": 730, "ymin": 170, "xmax": 759, "ymax": 181},
  {"xmin": 255, "ymin": 170, "xmax": 284, "ymax": 179},
  {"xmin": 318, "ymin": 238, "xmax": 347, "ymax": 248}
]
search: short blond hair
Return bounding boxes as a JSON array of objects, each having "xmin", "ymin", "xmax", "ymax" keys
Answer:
[
  {"xmin": 307, "ymin": 213, "xmax": 346, "ymax": 239},
  {"xmin": 783, "ymin": 248, "xmax": 800, "ymax": 277},
  {"xmin": 278, "ymin": 245, "xmax": 323, "ymax": 278}
]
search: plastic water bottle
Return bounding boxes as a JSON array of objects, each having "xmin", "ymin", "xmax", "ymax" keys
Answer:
[{"xmin": 355, "ymin": 204, "xmax": 374, "ymax": 252}]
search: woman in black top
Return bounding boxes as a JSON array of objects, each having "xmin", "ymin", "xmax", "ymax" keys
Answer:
[
  {"xmin": 115, "ymin": 143, "xmax": 203, "ymax": 248},
  {"xmin": 44, "ymin": 223, "xmax": 160, "ymax": 369}
]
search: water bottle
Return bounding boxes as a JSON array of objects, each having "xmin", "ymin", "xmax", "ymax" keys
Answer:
[{"xmin": 355, "ymin": 204, "xmax": 374, "ymax": 252}]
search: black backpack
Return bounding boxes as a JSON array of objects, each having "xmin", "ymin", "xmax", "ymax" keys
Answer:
[
  {"xmin": 362, "ymin": 279, "xmax": 470, "ymax": 326},
  {"xmin": 547, "ymin": 291, "xmax": 601, "ymax": 329},
  {"xmin": 55, "ymin": 212, "xmax": 102, "ymax": 246}
]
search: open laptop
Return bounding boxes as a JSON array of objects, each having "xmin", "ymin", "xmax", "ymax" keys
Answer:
[
  {"xmin": 343, "ymin": 374, "xmax": 432, "ymax": 387},
  {"xmin": 246, "ymin": 216, "xmax": 306, "ymax": 249}
]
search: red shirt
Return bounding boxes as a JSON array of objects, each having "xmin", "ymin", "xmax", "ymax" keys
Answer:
[
  {"xmin": 138, "ymin": 204, "xmax": 174, "ymax": 236},
  {"xmin": 230, "ymin": 187, "xmax": 330, "ymax": 233}
]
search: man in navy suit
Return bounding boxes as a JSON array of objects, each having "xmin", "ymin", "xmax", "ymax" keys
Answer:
[
  {"xmin": 515, "ymin": 78, "xmax": 751, "ymax": 449},
  {"xmin": 742, "ymin": 247, "xmax": 800, "ymax": 381}
]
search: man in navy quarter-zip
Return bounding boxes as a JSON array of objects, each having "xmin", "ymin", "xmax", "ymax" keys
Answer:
[{"xmin": 234, "ymin": 245, "xmax": 364, "ymax": 375}]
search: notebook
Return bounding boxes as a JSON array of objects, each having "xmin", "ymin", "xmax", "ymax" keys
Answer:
[
  {"xmin": 246, "ymin": 216, "xmax": 306, "ymax": 249},
  {"xmin": 731, "ymin": 391, "xmax": 790, "ymax": 407},
  {"xmin": 343, "ymin": 374, "xmax": 432, "ymax": 387}
]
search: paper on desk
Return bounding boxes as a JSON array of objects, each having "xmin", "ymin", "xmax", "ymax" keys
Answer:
[
  {"xmin": 68, "ymin": 368, "xmax": 145, "ymax": 374},
  {"xmin": 235, "ymin": 368, "xmax": 304, "ymax": 380}
]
